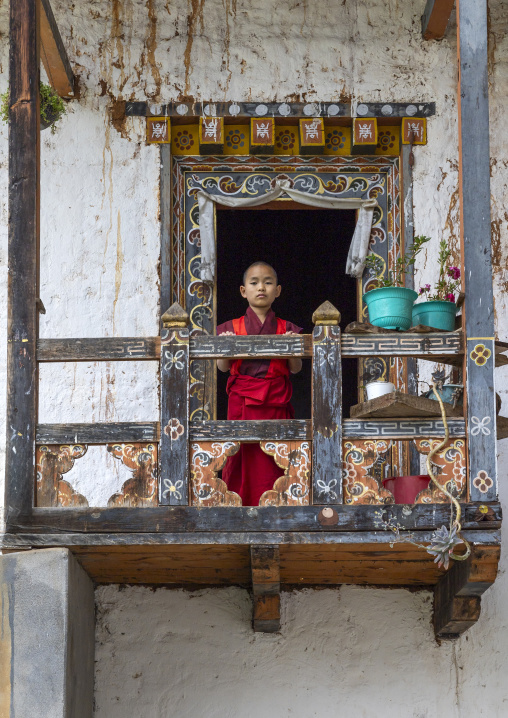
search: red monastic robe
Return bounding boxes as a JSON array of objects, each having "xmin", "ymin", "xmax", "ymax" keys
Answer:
[{"xmin": 217, "ymin": 307, "xmax": 302, "ymax": 506}]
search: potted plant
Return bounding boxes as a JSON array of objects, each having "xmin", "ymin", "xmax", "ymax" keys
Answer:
[
  {"xmin": 363, "ymin": 235, "xmax": 430, "ymax": 330},
  {"xmin": 1, "ymin": 81, "xmax": 66, "ymax": 134},
  {"xmin": 412, "ymin": 239, "xmax": 461, "ymax": 331}
]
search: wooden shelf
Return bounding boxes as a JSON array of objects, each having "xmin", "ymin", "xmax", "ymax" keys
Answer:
[{"xmin": 350, "ymin": 391, "xmax": 463, "ymax": 419}]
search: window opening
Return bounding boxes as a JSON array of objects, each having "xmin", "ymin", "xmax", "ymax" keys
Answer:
[{"xmin": 216, "ymin": 207, "xmax": 358, "ymax": 420}]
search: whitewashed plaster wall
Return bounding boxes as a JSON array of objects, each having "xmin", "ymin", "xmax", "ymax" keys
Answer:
[{"xmin": 1, "ymin": 0, "xmax": 508, "ymax": 715}]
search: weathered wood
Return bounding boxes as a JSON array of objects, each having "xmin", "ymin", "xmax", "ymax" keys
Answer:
[
  {"xmin": 350, "ymin": 391, "xmax": 462, "ymax": 419},
  {"xmin": 341, "ymin": 331, "xmax": 463, "ymax": 361},
  {"xmin": 433, "ymin": 547, "xmax": 500, "ymax": 638},
  {"xmin": 6, "ymin": 0, "xmax": 40, "ymax": 521},
  {"xmin": 160, "ymin": 313, "xmax": 190, "ymax": 505},
  {"xmin": 497, "ymin": 416, "xmax": 508, "ymax": 440},
  {"xmin": 192, "ymin": 334, "xmax": 313, "ymax": 359},
  {"xmin": 344, "ymin": 417, "xmax": 466, "ymax": 438},
  {"xmin": 40, "ymin": 0, "xmax": 75, "ymax": 97},
  {"xmin": 312, "ymin": 325, "xmax": 342, "ymax": 504},
  {"xmin": 4, "ymin": 503, "xmax": 501, "ymax": 536},
  {"xmin": 36, "ymin": 332, "xmax": 463, "ymax": 362},
  {"xmin": 37, "ymin": 337, "xmax": 160, "ymax": 361},
  {"xmin": 190, "ymin": 420, "xmax": 311, "ymax": 442},
  {"xmin": 125, "ymin": 101, "xmax": 436, "ymax": 119},
  {"xmin": 189, "ymin": 418, "xmax": 466, "ymax": 441},
  {"xmin": 160, "ymin": 144, "xmax": 172, "ymax": 317},
  {"xmin": 457, "ymin": 0, "xmax": 498, "ymax": 502},
  {"xmin": 36, "ymin": 423, "xmax": 159, "ymax": 444},
  {"xmin": 422, "ymin": 0, "xmax": 455, "ymax": 41},
  {"xmin": 401, "ymin": 143, "xmax": 421, "ymax": 475},
  {"xmin": 251, "ymin": 545, "xmax": 280, "ymax": 632}
]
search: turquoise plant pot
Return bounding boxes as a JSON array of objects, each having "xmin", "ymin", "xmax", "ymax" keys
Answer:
[
  {"xmin": 363, "ymin": 287, "xmax": 418, "ymax": 331},
  {"xmin": 412, "ymin": 300, "xmax": 457, "ymax": 331}
]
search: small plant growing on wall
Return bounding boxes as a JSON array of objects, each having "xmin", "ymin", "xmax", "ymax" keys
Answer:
[
  {"xmin": 364, "ymin": 234, "xmax": 431, "ymax": 288},
  {"xmin": 1, "ymin": 81, "xmax": 66, "ymax": 134}
]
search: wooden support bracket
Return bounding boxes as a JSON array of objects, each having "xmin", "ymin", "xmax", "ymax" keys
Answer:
[
  {"xmin": 40, "ymin": 0, "xmax": 75, "ymax": 98},
  {"xmin": 251, "ymin": 545, "xmax": 280, "ymax": 633},
  {"xmin": 433, "ymin": 546, "xmax": 500, "ymax": 639},
  {"xmin": 421, "ymin": 0, "xmax": 455, "ymax": 41}
]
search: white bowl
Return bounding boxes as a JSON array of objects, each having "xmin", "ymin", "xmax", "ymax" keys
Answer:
[{"xmin": 366, "ymin": 381, "xmax": 395, "ymax": 401}]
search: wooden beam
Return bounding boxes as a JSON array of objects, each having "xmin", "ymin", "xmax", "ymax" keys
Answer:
[
  {"xmin": 35, "ymin": 416, "xmax": 466, "ymax": 445},
  {"xmin": 433, "ymin": 546, "xmax": 500, "ymax": 638},
  {"xmin": 251, "ymin": 545, "xmax": 280, "ymax": 632},
  {"xmin": 422, "ymin": 0, "xmax": 455, "ymax": 40},
  {"xmin": 36, "ymin": 422, "xmax": 159, "ymax": 444},
  {"xmin": 39, "ymin": 0, "xmax": 75, "ymax": 97},
  {"xmin": 6, "ymin": 0, "xmax": 40, "ymax": 522},
  {"xmin": 457, "ymin": 0, "xmax": 498, "ymax": 502},
  {"xmin": 4, "ymin": 503, "xmax": 501, "ymax": 536},
  {"xmin": 36, "ymin": 332, "xmax": 463, "ymax": 363}
]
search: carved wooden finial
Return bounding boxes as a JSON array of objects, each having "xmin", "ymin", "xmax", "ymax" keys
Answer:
[
  {"xmin": 312, "ymin": 301, "xmax": 341, "ymax": 326},
  {"xmin": 161, "ymin": 302, "xmax": 190, "ymax": 328}
]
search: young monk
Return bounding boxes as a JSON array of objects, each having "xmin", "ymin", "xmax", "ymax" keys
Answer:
[{"xmin": 217, "ymin": 262, "xmax": 302, "ymax": 506}]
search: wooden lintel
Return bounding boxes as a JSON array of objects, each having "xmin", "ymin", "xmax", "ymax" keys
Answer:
[
  {"xmin": 433, "ymin": 546, "xmax": 500, "ymax": 638},
  {"xmin": 251, "ymin": 545, "xmax": 280, "ymax": 632},
  {"xmin": 40, "ymin": 0, "xmax": 75, "ymax": 98},
  {"xmin": 422, "ymin": 0, "xmax": 455, "ymax": 41}
]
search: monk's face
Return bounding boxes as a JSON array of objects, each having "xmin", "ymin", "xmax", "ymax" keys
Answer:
[{"xmin": 240, "ymin": 265, "xmax": 281, "ymax": 310}]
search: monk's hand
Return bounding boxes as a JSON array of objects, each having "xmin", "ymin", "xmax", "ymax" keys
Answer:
[
  {"xmin": 284, "ymin": 331, "xmax": 297, "ymax": 335},
  {"xmin": 219, "ymin": 331, "xmax": 235, "ymax": 336}
]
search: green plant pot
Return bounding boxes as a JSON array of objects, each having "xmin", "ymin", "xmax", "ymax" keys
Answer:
[
  {"xmin": 412, "ymin": 300, "xmax": 457, "ymax": 331},
  {"xmin": 362, "ymin": 286, "xmax": 418, "ymax": 331}
]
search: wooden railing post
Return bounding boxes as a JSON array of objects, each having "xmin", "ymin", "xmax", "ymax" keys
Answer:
[
  {"xmin": 159, "ymin": 303, "xmax": 190, "ymax": 506},
  {"xmin": 312, "ymin": 301, "xmax": 342, "ymax": 504}
]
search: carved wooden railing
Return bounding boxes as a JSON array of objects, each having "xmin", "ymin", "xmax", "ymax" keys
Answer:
[{"xmin": 35, "ymin": 300, "xmax": 472, "ymax": 510}]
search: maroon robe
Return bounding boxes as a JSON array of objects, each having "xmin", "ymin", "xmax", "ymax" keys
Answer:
[{"xmin": 217, "ymin": 307, "xmax": 302, "ymax": 506}]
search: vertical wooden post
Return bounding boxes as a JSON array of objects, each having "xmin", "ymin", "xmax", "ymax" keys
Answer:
[
  {"xmin": 312, "ymin": 301, "xmax": 342, "ymax": 504},
  {"xmin": 457, "ymin": 0, "xmax": 497, "ymax": 502},
  {"xmin": 5, "ymin": 0, "xmax": 40, "ymax": 523},
  {"xmin": 160, "ymin": 144, "xmax": 172, "ymax": 314},
  {"xmin": 401, "ymin": 143, "xmax": 421, "ymax": 476},
  {"xmin": 159, "ymin": 302, "xmax": 190, "ymax": 505}
]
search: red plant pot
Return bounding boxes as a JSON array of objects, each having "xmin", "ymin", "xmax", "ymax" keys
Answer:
[{"xmin": 382, "ymin": 475, "xmax": 431, "ymax": 504}]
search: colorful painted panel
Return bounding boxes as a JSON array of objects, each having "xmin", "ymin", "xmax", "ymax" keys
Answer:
[
  {"xmin": 224, "ymin": 125, "xmax": 249, "ymax": 155},
  {"xmin": 36, "ymin": 444, "xmax": 88, "ymax": 507},
  {"xmin": 107, "ymin": 443, "xmax": 158, "ymax": 507},
  {"xmin": 413, "ymin": 438, "xmax": 467, "ymax": 503},
  {"xmin": 402, "ymin": 118, "xmax": 427, "ymax": 145},
  {"xmin": 146, "ymin": 117, "xmax": 170, "ymax": 144},
  {"xmin": 259, "ymin": 441, "xmax": 311, "ymax": 506},
  {"xmin": 342, "ymin": 440, "xmax": 395, "ymax": 505},
  {"xmin": 324, "ymin": 127, "xmax": 351, "ymax": 155},
  {"xmin": 274, "ymin": 126, "xmax": 300, "ymax": 155},
  {"xmin": 353, "ymin": 118, "xmax": 378, "ymax": 147},
  {"xmin": 190, "ymin": 441, "xmax": 242, "ymax": 506},
  {"xmin": 172, "ymin": 155, "xmax": 398, "ymax": 420},
  {"xmin": 376, "ymin": 126, "xmax": 400, "ymax": 155},
  {"xmin": 171, "ymin": 125, "xmax": 199, "ymax": 154}
]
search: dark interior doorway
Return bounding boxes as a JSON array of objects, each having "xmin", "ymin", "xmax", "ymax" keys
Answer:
[{"xmin": 216, "ymin": 207, "xmax": 359, "ymax": 420}]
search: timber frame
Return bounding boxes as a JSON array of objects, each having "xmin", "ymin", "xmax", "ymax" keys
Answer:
[{"xmin": 3, "ymin": 0, "xmax": 502, "ymax": 637}]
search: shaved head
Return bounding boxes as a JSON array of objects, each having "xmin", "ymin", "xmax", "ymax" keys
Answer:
[{"xmin": 242, "ymin": 262, "xmax": 278, "ymax": 285}]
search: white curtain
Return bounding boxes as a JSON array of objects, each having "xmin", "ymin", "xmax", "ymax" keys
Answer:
[{"xmin": 197, "ymin": 178, "xmax": 377, "ymax": 284}]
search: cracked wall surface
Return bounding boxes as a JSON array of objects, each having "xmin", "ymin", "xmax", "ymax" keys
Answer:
[{"xmin": 0, "ymin": 0, "xmax": 507, "ymax": 715}]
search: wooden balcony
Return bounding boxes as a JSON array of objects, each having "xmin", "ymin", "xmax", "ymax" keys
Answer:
[{"xmin": 2, "ymin": 304, "xmax": 503, "ymax": 638}]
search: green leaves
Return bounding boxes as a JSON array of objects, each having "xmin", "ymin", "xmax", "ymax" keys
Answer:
[{"xmin": 365, "ymin": 235, "xmax": 430, "ymax": 289}]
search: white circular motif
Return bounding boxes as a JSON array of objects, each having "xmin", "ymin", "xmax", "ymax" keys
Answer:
[
  {"xmin": 406, "ymin": 104, "xmax": 417, "ymax": 116},
  {"xmin": 229, "ymin": 103, "xmax": 241, "ymax": 116},
  {"xmin": 356, "ymin": 103, "xmax": 369, "ymax": 116},
  {"xmin": 278, "ymin": 103, "xmax": 291, "ymax": 116},
  {"xmin": 176, "ymin": 103, "xmax": 188, "ymax": 115},
  {"xmin": 304, "ymin": 103, "xmax": 318, "ymax": 116},
  {"xmin": 327, "ymin": 104, "xmax": 340, "ymax": 116},
  {"xmin": 203, "ymin": 103, "xmax": 217, "ymax": 116},
  {"xmin": 255, "ymin": 104, "xmax": 268, "ymax": 116},
  {"xmin": 381, "ymin": 104, "xmax": 393, "ymax": 116},
  {"xmin": 149, "ymin": 104, "xmax": 162, "ymax": 116}
]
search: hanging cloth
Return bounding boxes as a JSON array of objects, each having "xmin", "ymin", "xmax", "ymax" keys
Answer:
[{"xmin": 196, "ymin": 178, "xmax": 377, "ymax": 284}]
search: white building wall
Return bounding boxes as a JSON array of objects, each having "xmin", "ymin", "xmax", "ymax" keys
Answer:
[{"xmin": 0, "ymin": 0, "xmax": 507, "ymax": 714}]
